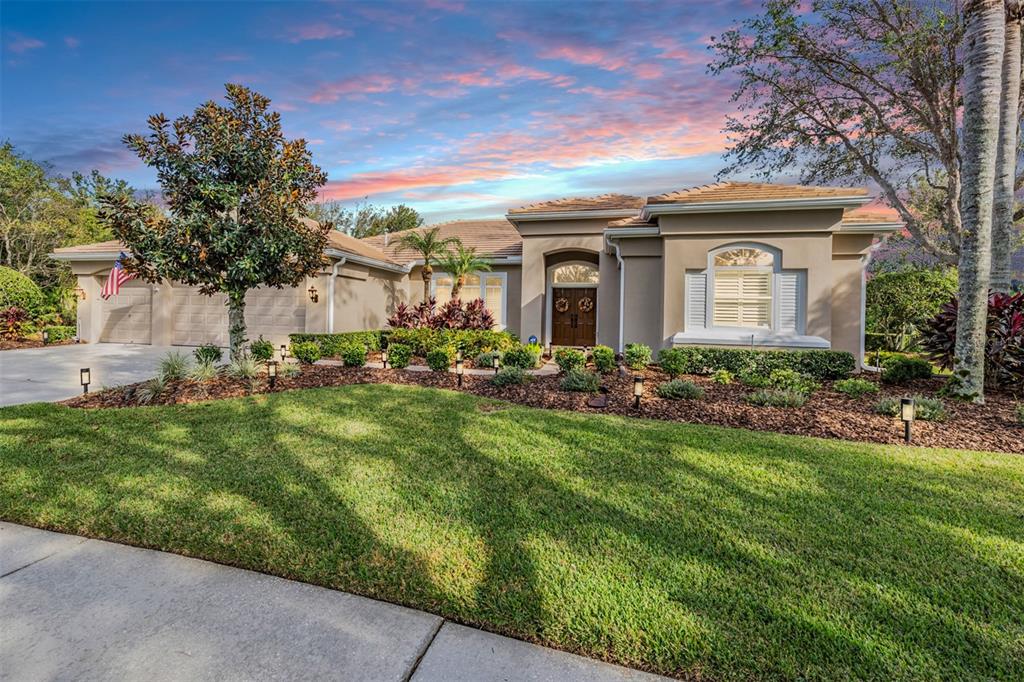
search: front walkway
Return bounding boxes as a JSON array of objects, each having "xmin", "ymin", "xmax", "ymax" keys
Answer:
[{"xmin": 0, "ymin": 522, "xmax": 664, "ymax": 681}]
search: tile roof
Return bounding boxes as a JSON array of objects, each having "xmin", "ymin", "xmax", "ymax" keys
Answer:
[
  {"xmin": 507, "ymin": 193, "xmax": 644, "ymax": 215},
  {"xmin": 362, "ymin": 219, "xmax": 522, "ymax": 264},
  {"xmin": 51, "ymin": 220, "xmax": 400, "ymax": 267},
  {"xmin": 840, "ymin": 207, "xmax": 902, "ymax": 225},
  {"xmin": 647, "ymin": 181, "xmax": 869, "ymax": 205},
  {"xmin": 607, "ymin": 215, "xmax": 657, "ymax": 228}
]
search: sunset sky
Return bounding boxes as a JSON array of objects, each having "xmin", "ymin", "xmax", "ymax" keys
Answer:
[{"xmin": 2, "ymin": 0, "xmax": 769, "ymax": 222}]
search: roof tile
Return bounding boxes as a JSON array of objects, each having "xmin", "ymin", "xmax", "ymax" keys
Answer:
[
  {"xmin": 508, "ymin": 193, "xmax": 644, "ymax": 215},
  {"xmin": 362, "ymin": 219, "xmax": 522, "ymax": 264},
  {"xmin": 647, "ymin": 181, "xmax": 868, "ymax": 205}
]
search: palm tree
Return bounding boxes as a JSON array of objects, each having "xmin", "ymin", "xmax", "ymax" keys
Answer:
[
  {"xmin": 953, "ymin": 0, "xmax": 1006, "ymax": 402},
  {"xmin": 436, "ymin": 244, "xmax": 491, "ymax": 300},
  {"xmin": 990, "ymin": 1, "xmax": 1022, "ymax": 293},
  {"xmin": 395, "ymin": 227, "xmax": 460, "ymax": 301}
]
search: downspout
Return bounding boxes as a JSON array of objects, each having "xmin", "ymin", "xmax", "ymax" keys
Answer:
[
  {"xmin": 860, "ymin": 243, "xmax": 880, "ymax": 372},
  {"xmin": 326, "ymin": 257, "xmax": 346, "ymax": 333}
]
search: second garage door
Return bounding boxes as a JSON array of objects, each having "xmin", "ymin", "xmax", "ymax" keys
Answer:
[
  {"xmin": 245, "ymin": 287, "xmax": 305, "ymax": 346},
  {"xmin": 99, "ymin": 281, "xmax": 152, "ymax": 344},
  {"xmin": 171, "ymin": 286, "xmax": 228, "ymax": 347}
]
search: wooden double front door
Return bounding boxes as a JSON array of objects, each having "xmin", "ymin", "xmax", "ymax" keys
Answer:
[{"xmin": 551, "ymin": 287, "xmax": 596, "ymax": 347}]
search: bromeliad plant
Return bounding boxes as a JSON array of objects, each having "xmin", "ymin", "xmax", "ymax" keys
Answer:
[
  {"xmin": 922, "ymin": 291, "xmax": 1024, "ymax": 390},
  {"xmin": 386, "ymin": 298, "xmax": 495, "ymax": 331}
]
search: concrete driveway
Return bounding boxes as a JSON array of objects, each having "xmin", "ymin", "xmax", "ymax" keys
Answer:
[{"xmin": 0, "ymin": 343, "xmax": 177, "ymax": 407}]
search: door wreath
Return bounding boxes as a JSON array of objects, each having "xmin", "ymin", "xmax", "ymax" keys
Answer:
[
  {"xmin": 554, "ymin": 297, "xmax": 570, "ymax": 313},
  {"xmin": 578, "ymin": 297, "xmax": 594, "ymax": 313}
]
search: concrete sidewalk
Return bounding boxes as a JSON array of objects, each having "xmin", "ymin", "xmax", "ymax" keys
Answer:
[{"xmin": 0, "ymin": 522, "xmax": 665, "ymax": 681}]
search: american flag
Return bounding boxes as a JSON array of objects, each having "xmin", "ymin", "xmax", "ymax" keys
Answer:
[{"xmin": 100, "ymin": 253, "xmax": 136, "ymax": 300}]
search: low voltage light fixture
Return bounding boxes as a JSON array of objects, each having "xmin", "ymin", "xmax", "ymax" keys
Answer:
[
  {"xmin": 280, "ymin": 344, "xmax": 288, "ymax": 361},
  {"xmin": 900, "ymin": 397, "xmax": 915, "ymax": 444},
  {"xmin": 455, "ymin": 358, "xmax": 464, "ymax": 387},
  {"xmin": 633, "ymin": 374, "xmax": 644, "ymax": 408},
  {"xmin": 544, "ymin": 341, "xmax": 552, "ymax": 358},
  {"xmin": 492, "ymin": 355, "xmax": 500, "ymax": 375},
  {"xmin": 80, "ymin": 367, "xmax": 91, "ymax": 394},
  {"xmin": 267, "ymin": 360, "xmax": 278, "ymax": 389},
  {"xmin": 381, "ymin": 349, "xmax": 389, "ymax": 369},
  {"xmin": 308, "ymin": 285, "xmax": 319, "ymax": 303},
  {"xmin": 42, "ymin": 329, "xmax": 50, "ymax": 345}
]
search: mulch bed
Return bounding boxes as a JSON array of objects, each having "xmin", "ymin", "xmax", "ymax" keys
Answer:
[
  {"xmin": 61, "ymin": 364, "xmax": 1024, "ymax": 454},
  {"xmin": 0, "ymin": 338, "xmax": 78, "ymax": 351}
]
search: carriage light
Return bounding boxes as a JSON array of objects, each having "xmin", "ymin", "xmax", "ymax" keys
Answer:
[{"xmin": 308, "ymin": 285, "xmax": 318, "ymax": 303}]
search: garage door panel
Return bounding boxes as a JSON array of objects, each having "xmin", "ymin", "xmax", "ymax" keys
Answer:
[
  {"xmin": 245, "ymin": 287, "xmax": 305, "ymax": 346},
  {"xmin": 100, "ymin": 282, "xmax": 152, "ymax": 344},
  {"xmin": 171, "ymin": 287, "xmax": 227, "ymax": 347}
]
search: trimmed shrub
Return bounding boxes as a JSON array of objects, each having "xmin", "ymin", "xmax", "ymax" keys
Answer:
[
  {"xmin": 187, "ymin": 360, "xmax": 219, "ymax": 382},
  {"xmin": 881, "ymin": 355, "xmax": 933, "ymax": 385},
  {"xmin": 746, "ymin": 389, "xmax": 808, "ymax": 408},
  {"xmin": 502, "ymin": 344, "xmax": 539, "ymax": 370},
  {"xmin": 833, "ymin": 378, "xmax": 880, "ymax": 398},
  {"xmin": 554, "ymin": 348, "xmax": 586, "ymax": 373},
  {"xmin": 474, "ymin": 350, "xmax": 499, "ymax": 368},
  {"xmin": 340, "ymin": 342, "xmax": 367, "ymax": 367},
  {"xmin": 289, "ymin": 331, "xmax": 383, "ymax": 357},
  {"xmin": 0, "ymin": 266, "xmax": 43, "ymax": 314},
  {"xmin": 158, "ymin": 351, "xmax": 189, "ymax": 381},
  {"xmin": 0, "ymin": 306, "xmax": 29, "ymax": 340},
  {"xmin": 641, "ymin": 346, "xmax": 855, "ymax": 380},
  {"xmin": 874, "ymin": 395, "xmax": 946, "ymax": 422},
  {"xmin": 43, "ymin": 325, "xmax": 75, "ymax": 343},
  {"xmin": 290, "ymin": 341, "xmax": 322, "ymax": 365},
  {"xmin": 656, "ymin": 379, "xmax": 704, "ymax": 400},
  {"xmin": 193, "ymin": 344, "xmax": 223, "ymax": 364},
  {"xmin": 491, "ymin": 366, "xmax": 529, "ymax": 387},
  {"xmin": 592, "ymin": 345, "xmax": 616, "ymax": 373},
  {"xmin": 738, "ymin": 369, "xmax": 772, "ymax": 388},
  {"xmin": 657, "ymin": 348, "xmax": 687, "ymax": 378},
  {"xmin": 250, "ymin": 336, "xmax": 275, "ymax": 361},
  {"xmin": 383, "ymin": 328, "xmax": 515, "ymax": 358},
  {"xmin": 711, "ymin": 369, "xmax": 733, "ymax": 385},
  {"xmin": 560, "ymin": 368, "xmax": 600, "ymax": 392},
  {"xmin": 624, "ymin": 343, "xmax": 652, "ymax": 370},
  {"xmin": 426, "ymin": 346, "xmax": 454, "ymax": 372},
  {"xmin": 765, "ymin": 369, "xmax": 819, "ymax": 395},
  {"xmin": 387, "ymin": 343, "xmax": 412, "ymax": 369}
]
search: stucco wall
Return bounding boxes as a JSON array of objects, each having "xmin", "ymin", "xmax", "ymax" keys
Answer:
[{"xmin": 406, "ymin": 264, "xmax": 522, "ymax": 334}]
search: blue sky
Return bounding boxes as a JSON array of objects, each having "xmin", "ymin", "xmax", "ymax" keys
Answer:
[{"xmin": 2, "ymin": 0, "xmax": 764, "ymax": 222}]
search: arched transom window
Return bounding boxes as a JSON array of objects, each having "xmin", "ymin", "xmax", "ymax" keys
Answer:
[
  {"xmin": 712, "ymin": 246, "xmax": 775, "ymax": 329},
  {"xmin": 551, "ymin": 262, "xmax": 599, "ymax": 284}
]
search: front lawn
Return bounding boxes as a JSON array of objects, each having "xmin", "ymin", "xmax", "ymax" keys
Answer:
[{"xmin": 1, "ymin": 385, "xmax": 1021, "ymax": 679}]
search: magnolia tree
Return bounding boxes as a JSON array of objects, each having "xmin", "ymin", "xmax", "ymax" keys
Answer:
[{"xmin": 101, "ymin": 84, "xmax": 330, "ymax": 359}]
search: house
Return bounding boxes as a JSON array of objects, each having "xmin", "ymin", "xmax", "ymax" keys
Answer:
[{"xmin": 52, "ymin": 182, "xmax": 901, "ymax": 362}]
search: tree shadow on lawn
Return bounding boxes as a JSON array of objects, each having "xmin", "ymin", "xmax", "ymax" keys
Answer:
[{"xmin": 1, "ymin": 385, "xmax": 1022, "ymax": 679}]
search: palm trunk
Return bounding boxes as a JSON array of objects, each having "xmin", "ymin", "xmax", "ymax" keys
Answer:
[
  {"xmin": 421, "ymin": 265, "xmax": 432, "ymax": 303},
  {"xmin": 991, "ymin": 3, "xmax": 1023, "ymax": 292},
  {"xmin": 451, "ymin": 274, "xmax": 465, "ymax": 300},
  {"xmin": 227, "ymin": 290, "xmax": 247, "ymax": 360},
  {"xmin": 953, "ymin": 0, "xmax": 1006, "ymax": 402}
]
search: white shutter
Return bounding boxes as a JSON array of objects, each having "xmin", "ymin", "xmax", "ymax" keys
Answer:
[
  {"xmin": 713, "ymin": 271, "xmax": 770, "ymax": 328},
  {"xmin": 685, "ymin": 271, "xmax": 706, "ymax": 330},
  {"xmin": 775, "ymin": 271, "xmax": 804, "ymax": 333}
]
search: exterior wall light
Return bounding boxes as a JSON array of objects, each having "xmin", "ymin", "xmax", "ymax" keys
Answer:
[
  {"xmin": 492, "ymin": 355, "xmax": 500, "ymax": 374},
  {"xmin": 308, "ymin": 285, "xmax": 319, "ymax": 303},
  {"xmin": 381, "ymin": 349, "xmax": 389, "ymax": 369},
  {"xmin": 80, "ymin": 367, "xmax": 91, "ymax": 394},
  {"xmin": 633, "ymin": 375, "xmax": 644, "ymax": 408},
  {"xmin": 455, "ymin": 358, "xmax": 464, "ymax": 387},
  {"xmin": 900, "ymin": 397, "xmax": 915, "ymax": 444},
  {"xmin": 74, "ymin": 286, "xmax": 86, "ymax": 301},
  {"xmin": 267, "ymin": 360, "xmax": 278, "ymax": 388}
]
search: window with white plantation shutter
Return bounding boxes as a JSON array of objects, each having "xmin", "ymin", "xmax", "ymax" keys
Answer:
[
  {"xmin": 713, "ymin": 270, "xmax": 771, "ymax": 328},
  {"xmin": 775, "ymin": 271, "xmax": 803, "ymax": 333},
  {"xmin": 685, "ymin": 271, "xmax": 706, "ymax": 330}
]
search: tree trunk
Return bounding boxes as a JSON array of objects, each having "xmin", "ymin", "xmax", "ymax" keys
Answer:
[
  {"xmin": 953, "ymin": 0, "xmax": 1006, "ymax": 402},
  {"xmin": 227, "ymin": 290, "xmax": 247, "ymax": 360},
  {"xmin": 451, "ymin": 274, "xmax": 465, "ymax": 301},
  {"xmin": 991, "ymin": 3, "xmax": 1023, "ymax": 292},
  {"xmin": 421, "ymin": 265, "xmax": 432, "ymax": 303}
]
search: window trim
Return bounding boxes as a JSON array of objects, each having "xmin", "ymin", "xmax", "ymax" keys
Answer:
[
  {"xmin": 431, "ymin": 270, "xmax": 508, "ymax": 329},
  {"xmin": 706, "ymin": 243, "xmax": 780, "ymax": 332}
]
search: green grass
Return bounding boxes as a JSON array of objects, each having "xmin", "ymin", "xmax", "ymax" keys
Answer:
[{"xmin": 1, "ymin": 385, "xmax": 1022, "ymax": 680}]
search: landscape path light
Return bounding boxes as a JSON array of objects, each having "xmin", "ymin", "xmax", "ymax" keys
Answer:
[
  {"xmin": 42, "ymin": 329, "xmax": 49, "ymax": 345},
  {"xmin": 455, "ymin": 358, "xmax": 464, "ymax": 387},
  {"xmin": 381, "ymin": 349, "xmax": 389, "ymax": 369},
  {"xmin": 633, "ymin": 374, "xmax": 644, "ymax": 408},
  {"xmin": 901, "ymin": 397, "xmax": 915, "ymax": 444},
  {"xmin": 456, "ymin": 349, "xmax": 463, "ymax": 363},
  {"xmin": 267, "ymin": 360, "xmax": 278, "ymax": 389},
  {"xmin": 80, "ymin": 367, "xmax": 91, "ymax": 394},
  {"xmin": 280, "ymin": 344, "xmax": 288, "ymax": 362},
  {"xmin": 492, "ymin": 355, "xmax": 500, "ymax": 375}
]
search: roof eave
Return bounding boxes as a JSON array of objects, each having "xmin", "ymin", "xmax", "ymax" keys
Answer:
[
  {"xmin": 643, "ymin": 195, "xmax": 871, "ymax": 218},
  {"xmin": 325, "ymin": 249, "xmax": 411, "ymax": 273},
  {"xmin": 50, "ymin": 251, "xmax": 124, "ymax": 261},
  {"xmin": 836, "ymin": 222, "xmax": 904, "ymax": 234},
  {"xmin": 506, "ymin": 208, "xmax": 640, "ymax": 222}
]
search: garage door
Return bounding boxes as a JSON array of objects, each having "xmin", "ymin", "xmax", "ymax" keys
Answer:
[
  {"xmin": 245, "ymin": 287, "xmax": 305, "ymax": 346},
  {"xmin": 100, "ymin": 281, "xmax": 152, "ymax": 344},
  {"xmin": 171, "ymin": 286, "xmax": 228, "ymax": 347}
]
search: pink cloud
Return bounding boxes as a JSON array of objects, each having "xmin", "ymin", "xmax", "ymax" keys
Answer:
[
  {"xmin": 536, "ymin": 44, "xmax": 627, "ymax": 72},
  {"xmin": 284, "ymin": 22, "xmax": 352, "ymax": 43},
  {"xmin": 631, "ymin": 63, "xmax": 664, "ymax": 80},
  {"xmin": 306, "ymin": 75, "xmax": 397, "ymax": 103},
  {"xmin": 6, "ymin": 33, "xmax": 45, "ymax": 54},
  {"xmin": 321, "ymin": 119, "xmax": 352, "ymax": 132}
]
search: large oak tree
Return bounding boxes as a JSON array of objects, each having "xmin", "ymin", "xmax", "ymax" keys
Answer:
[{"xmin": 101, "ymin": 84, "xmax": 330, "ymax": 359}]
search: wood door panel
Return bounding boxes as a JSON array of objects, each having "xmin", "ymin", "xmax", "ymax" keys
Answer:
[
  {"xmin": 551, "ymin": 287, "xmax": 596, "ymax": 347},
  {"xmin": 551, "ymin": 287, "xmax": 575, "ymax": 346}
]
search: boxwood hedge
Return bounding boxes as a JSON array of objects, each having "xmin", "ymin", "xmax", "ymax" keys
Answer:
[{"xmin": 653, "ymin": 347, "xmax": 855, "ymax": 380}]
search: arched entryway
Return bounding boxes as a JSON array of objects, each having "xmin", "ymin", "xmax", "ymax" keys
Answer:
[{"xmin": 545, "ymin": 252, "xmax": 599, "ymax": 347}]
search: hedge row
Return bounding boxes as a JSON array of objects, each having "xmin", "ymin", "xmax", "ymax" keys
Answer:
[
  {"xmin": 658, "ymin": 347, "xmax": 856, "ymax": 380},
  {"xmin": 289, "ymin": 328, "xmax": 518, "ymax": 359},
  {"xmin": 43, "ymin": 325, "xmax": 76, "ymax": 343}
]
